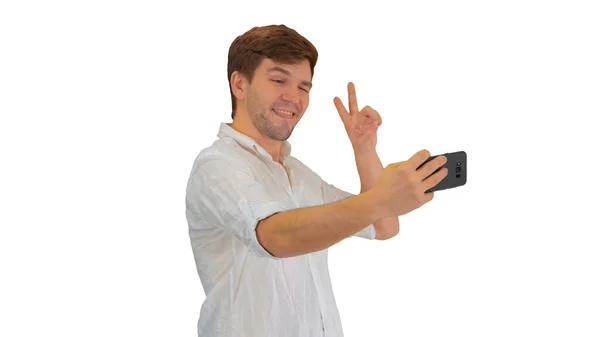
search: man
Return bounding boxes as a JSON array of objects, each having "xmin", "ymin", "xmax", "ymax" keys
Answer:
[{"xmin": 185, "ymin": 24, "xmax": 448, "ymax": 337}]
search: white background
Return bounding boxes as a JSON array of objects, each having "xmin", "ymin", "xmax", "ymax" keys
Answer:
[{"xmin": 1, "ymin": 0, "xmax": 599, "ymax": 336}]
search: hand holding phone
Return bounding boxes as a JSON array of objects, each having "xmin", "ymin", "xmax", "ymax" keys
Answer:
[
  {"xmin": 369, "ymin": 150, "xmax": 467, "ymax": 217},
  {"xmin": 417, "ymin": 150, "xmax": 467, "ymax": 193}
]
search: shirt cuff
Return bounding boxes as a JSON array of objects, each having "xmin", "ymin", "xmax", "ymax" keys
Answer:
[
  {"xmin": 353, "ymin": 223, "xmax": 376, "ymax": 240},
  {"xmin": 244, "ymin": 200, "xmax": 289, "ymax": 259}
]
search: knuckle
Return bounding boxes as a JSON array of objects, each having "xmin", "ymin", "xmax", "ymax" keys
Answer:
[
  {"xmin": 414, "ymin": 185, "xmax": 424, "ymax": 200},
  {"xmin": 408, "ymin": 175, "xmax": 419, "ymax": 188},
  {"xmin": 397, "ymin": 165, "xmax": 410, "ymax": 177}
]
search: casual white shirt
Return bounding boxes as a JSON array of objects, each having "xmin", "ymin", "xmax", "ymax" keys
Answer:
[{"xmin": 185, "ymin": 122, "xmax": 376, "ymax": 337}]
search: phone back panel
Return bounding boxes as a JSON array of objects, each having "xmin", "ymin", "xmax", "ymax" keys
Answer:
[{"xmin": 421, "ymin": 150, "xmax": 467, "ymax": 193}]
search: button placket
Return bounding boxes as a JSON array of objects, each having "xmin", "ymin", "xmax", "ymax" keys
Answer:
[
  {"xmin": 268, "ymin": 160, "xmax": 294, "ymax": 200},
  {"xmin": 308, "ymin": 254, "xmax": 327, "ymax": 335}
]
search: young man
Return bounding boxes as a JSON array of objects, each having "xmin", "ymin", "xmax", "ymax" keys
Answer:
[{"xmin": 185, "ymin": 24, "xmax": 448, "ymax": 337}]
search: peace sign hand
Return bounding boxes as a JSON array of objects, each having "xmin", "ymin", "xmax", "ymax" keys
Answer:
[{"xmin": 333, "ymin": 82, "xmax": 382, "ymax": 155}]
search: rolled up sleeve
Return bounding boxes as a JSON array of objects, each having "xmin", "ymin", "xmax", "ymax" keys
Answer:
[{"xmin": 186, "ymin": 158, "xmax": 289, "ymax": 259}]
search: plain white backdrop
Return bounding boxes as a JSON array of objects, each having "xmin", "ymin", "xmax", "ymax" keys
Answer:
[{"xmin": 1, "ymin": 0, "xmax": 599, "ymax": 336}]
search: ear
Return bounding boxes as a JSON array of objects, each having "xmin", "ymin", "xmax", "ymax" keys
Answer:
[{"xmin": 230, "ymin": 71, "xmax": 247, "ymax": 102}]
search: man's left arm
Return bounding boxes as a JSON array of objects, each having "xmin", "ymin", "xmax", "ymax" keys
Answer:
[
  {"xmin": 332, "ymin": 81, "xmax": 400, "ymax": 240},
  {"xmin": 354, "ymin": 149, "xmax": 400, "ymax": 240}
]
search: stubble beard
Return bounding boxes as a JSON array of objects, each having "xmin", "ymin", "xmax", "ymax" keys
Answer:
[{"xmin": 246, "ymin": 90, "xmax": 294, "ymax": 141}]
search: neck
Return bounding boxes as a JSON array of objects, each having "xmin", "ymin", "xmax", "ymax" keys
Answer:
[{"xmin": 230, "ymin": 113, "xmax": 283, "ymax": 164}]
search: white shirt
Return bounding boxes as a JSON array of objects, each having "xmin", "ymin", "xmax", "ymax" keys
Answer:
[{"xmin": 185, "ymin": 122, "xmax": 376, "ymax": 337}]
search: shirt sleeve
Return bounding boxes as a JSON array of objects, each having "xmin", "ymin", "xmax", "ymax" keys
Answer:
[
  {"xmin": 186, "ymin": 156, "xmax": 288, "ymax": 259},
  {"xmin": 320, "ymin": 182, "xmax": 377, "ymax": 240}
]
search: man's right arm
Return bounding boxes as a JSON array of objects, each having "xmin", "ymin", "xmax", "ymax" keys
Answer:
[
  {"xmin": 257, "ymin": 149, "xmax": 450, "ymax": 258},
  {"xmin": 192, "ymin": 149, "xmax": 447, "ymax": 259},
  {"xmin": 256, "ymin": 189, "xmax": 383, "ymax": 258}
]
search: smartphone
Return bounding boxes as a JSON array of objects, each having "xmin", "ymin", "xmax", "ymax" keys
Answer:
[{"xmin": 418, "ymin": 150, "xmax": 467, "ymax": 193}]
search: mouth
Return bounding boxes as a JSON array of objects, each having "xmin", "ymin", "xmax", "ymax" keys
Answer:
[{"xmin": 272, "ymin": 108, "xmax": 296, "ymax": 119}]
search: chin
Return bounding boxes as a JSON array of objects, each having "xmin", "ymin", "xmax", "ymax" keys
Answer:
[
  {"xmin": 273, "ymin": 131, "xmax": 292, "ymax": 141},
  {"xmin": 269, "ymin": 126, "xmax": 293, "ymax": 141}
]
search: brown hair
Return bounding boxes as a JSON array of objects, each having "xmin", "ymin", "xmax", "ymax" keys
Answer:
[{"xmin": 227, "ymin": 24, "xmax": 319, "ymax": 119}]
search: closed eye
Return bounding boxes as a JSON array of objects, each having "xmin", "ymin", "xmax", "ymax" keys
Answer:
[{"xmin": 271, "ymin": 79, "xmax": 309, "ymax": 93}]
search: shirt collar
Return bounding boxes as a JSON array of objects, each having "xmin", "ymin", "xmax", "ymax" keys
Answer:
[{"xmin": 217, "ymin": 122, "xmax": 292, "ymax": 161}]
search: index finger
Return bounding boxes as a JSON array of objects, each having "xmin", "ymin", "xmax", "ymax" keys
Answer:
[
  {"xmin": 408, "ymin": 149, "xmax": 432, "ymax": 171},
  {"xmin": 348, "ymin": 82, "xmax": 359, "ymax": 114},
  {"xmin": 333, "ymin": 96, "xmax": 349, "ymax": 121}
]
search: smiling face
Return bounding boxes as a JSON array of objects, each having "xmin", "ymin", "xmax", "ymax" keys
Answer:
[{"xmin": 233, "ymin": 58, "xmax": 312, "ymax": 141}]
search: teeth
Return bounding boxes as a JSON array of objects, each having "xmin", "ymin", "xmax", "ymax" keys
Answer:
[{"xmin": 274, "ymin": 109, "xmax": 294, "ymax": 116}]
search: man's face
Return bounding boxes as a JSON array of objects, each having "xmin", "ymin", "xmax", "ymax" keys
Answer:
[{"xmin": 243, "ymin": 58, "xmax": 312, "ymax": 141}]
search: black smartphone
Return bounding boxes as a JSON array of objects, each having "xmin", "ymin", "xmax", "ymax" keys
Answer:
[{"xmin": 417, "ymin": 150, "xmax": 467, "ymax": 193}]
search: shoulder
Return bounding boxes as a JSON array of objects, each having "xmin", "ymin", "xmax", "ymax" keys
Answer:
[
  {"xmin": 189, "ymin": 138, "xmax": 253, "ymax": 175},
  {"xmin": 185, "ymin": 140, "xmax": 255, "ymax": 199}
]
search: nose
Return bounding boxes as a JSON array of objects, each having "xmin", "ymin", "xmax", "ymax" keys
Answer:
[{"xmin": 280, "ymin": 89, "xmax": 301, "ymax": 106}]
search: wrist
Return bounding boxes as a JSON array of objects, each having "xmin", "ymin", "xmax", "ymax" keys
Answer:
[
  {"xmin": 358, "ymin": 188, "xmax": 386, "ymax": 223},
  {"xmin": 353, "ymin": 147, "xmax": 377, "ymax": 160}
]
